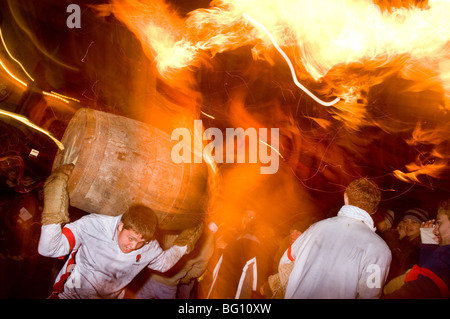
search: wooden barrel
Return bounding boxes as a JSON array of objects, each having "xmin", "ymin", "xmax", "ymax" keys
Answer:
[{"xmin": 52, "ymin": 108, "xmax": 209, "ymax": 230}]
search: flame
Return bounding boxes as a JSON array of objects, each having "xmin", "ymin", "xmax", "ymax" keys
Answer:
[
  {"xmin": 108, "ymin": 1, "xmax": 449, "ymax": 85},
  {"xmin": 106, "ymin": 0, "xmax": 450, "ymax": 186},
  {"xmin": 393, "ymin": 121, "xmax": 450, "ymax": 183},
  {"xmin": 103, "ymin": 0, "xmax": 198, "ymax": 76}
]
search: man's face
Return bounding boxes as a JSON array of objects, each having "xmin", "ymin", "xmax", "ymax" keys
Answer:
[
  {"xmin": 404, "ymin": 218, "xmax": 421, "ymax": 240},
  {"xmin": 434, "ymin": 212, "xmax": 450, "ymax": 247},
  {"xmin": 117, "ymin": 222, "xmax": 148, "ymax": 253}
]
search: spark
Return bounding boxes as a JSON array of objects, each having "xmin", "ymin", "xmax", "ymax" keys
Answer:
[
  {"xmin": 42, "ymin": 91, "xmax": 70, "ymax": 104},
  {"xmin": 259, "ymin": 139, "xmax": 284, "ymax": 159},
  {"xmin": 50, "ymin": 91, "xmax": 80, "ymax": 103},
  {"xmin": 243, "ymin": 13, "xmax": 340, "ymax": 107},
  {"xmin": 0, "ymin": 108, "xmax": 64, "ymax": 151},
  {"xmin": 201, "ymin": 111, "xmax": 216, "ymax": 119},
  {"xmin": 81, "ymin": 41, "xmax": 94, "ymax": 63}
]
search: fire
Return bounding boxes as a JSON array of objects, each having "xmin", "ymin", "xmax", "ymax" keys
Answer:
[
  {"xmin": 105, "ymin": 0, "xmax": 450, "ymax": 186},
  {"xmin": 108, "ymin": 0, "xmax": 449, "ymax": 85},
  {"xmin": 103, "ymin": 0, "xmax": 198, "ymax": 76}
]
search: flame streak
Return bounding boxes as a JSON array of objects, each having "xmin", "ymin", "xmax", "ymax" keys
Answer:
[
  {"xmin": 243, "ymin": 13, "xmax": 340, "ymax": 107},
  {"xmin": 0, "ymin": 57, "xmax": 27, "ymax": 87},
  {"xmin": 0, "ymin": 26, "xmax": 34, "ymax": 82},
  {"xmin": 0, "ymin": 109, "xmax": 64, "ymax": 150}
]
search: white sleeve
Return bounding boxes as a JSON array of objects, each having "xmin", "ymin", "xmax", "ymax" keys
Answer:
[
  {"xmin": 420, "ymin": 227, "xmax": 439, "ymax": 245},
  {"xmin": 147, "ymin": 243, "xmax": 187, "ymax": 273},
  {"xmin": 38, "ymin": 224, "xmax": 71, "ymax": 258}
]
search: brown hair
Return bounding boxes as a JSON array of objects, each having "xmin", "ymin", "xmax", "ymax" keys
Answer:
[
  {"xmin": 438, "ymin": 199, "xmax": 450, "ymax": 219},
  {"xmin": 121, "ymin": 205, "xmax": 158, "ymax": 241},
  {"xmin": 345, "ymin": 178, "xmax": 381, "ymax": 215}
]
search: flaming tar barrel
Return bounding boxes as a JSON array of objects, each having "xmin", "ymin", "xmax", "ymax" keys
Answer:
[{"xmin": 52, "ymin": 108, "xmax": 209, "ymax": 230}]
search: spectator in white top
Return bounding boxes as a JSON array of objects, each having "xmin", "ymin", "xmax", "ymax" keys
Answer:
[{"xmin": 280, "ymin": 178, "xmax": 392, "ymax": 298}]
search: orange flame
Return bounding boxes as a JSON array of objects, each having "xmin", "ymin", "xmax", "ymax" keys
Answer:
[
  {"xmin": 106, "ymin": 0, "xmax": 450, "ymax": 187},
  {"xmin": 108, "ymin": 1, "xmax": 449, "ymax": 87}
]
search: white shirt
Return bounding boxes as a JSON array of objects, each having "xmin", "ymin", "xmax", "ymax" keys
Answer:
[
  {"xmin": 38, "ymin": 214, "xmax": 186, "ymax": 299},
  {"xmin": 281, "ymin": 205, "xmax": 391, "ymax": 299}
]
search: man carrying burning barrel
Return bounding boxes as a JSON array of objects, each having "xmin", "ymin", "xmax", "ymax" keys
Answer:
[{"xmin": 38, "ymin": 164, "xmax": 203, "ymax": 299}]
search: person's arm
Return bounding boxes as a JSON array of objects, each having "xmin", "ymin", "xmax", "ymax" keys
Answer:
[
  {"xmin": 38, "ymin": 224, "xmax": 72, "ymax": 257},
  {"xmin": 147, "ymin": 223, "xmax": 203, "ymax": 273},
  {"xmin": 419, "ymin": 219, "xmax": 439, "ymax": 265},
  {"xmin": 38, "ymin": 164, "xmax": 75, "ymax": 258},
  {"xmin": 383, "ymin": 275, "xmax": 448, "ymax": 299},
  {"xmin": 147, "ymin": 244, "xmax": 187, "ymax": 273}
]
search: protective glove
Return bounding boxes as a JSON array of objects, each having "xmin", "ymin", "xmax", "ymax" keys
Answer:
[
  {"xmin": 173, "ymin": 222, "xmax": 204, "ymax": 255},
  {"xmin": 267, "ymin": 261, "xmax": 294, "ymax": 299},
  {"xmin": 41, "ymin": 164, "xmax": 74, "ymax": 225}
]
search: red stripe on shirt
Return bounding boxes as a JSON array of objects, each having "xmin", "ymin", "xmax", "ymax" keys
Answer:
[
  {"xmin": 287, "ymin": 245, "xmax": 295, "ymax": 262},
  {"xmin": 52, "ymin": 251, "xmax": 77, "ymax": 296},
  {"xmin": 405, "ymin": 264, "xmax": 449, "ymax": 298},
  {"xmin": 62, "ymin": 227, "xmax": 76, "ymax": 251}
]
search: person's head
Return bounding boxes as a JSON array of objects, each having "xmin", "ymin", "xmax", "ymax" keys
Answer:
[
  {"xmin": 402, "ymin": 208, "xmax": 429, "ymax": 241},
  {"xmin": 117, "ymin": 205, "xmax": 158, "ymax": 254},
  {"xmin": 289, "ymin": 227, "xmax": 303, "ymax": 245},
  {"xmin": 288, "ymin": 217, "xmax": 318, "ymax": 244},
  {"xmin": 434, "ymin": 199, "xmax": 450, "ymax": 246},
  {"xmin": 241, "ymin": 210, "xmax": 256, "ymax": 229},
  {"xmin": 344, "ymin": 178, "xmax": 381, "ymax": 215},
  {"xmin": 376, "ymin": 209, "xmax": 395, "ymax": 232}
]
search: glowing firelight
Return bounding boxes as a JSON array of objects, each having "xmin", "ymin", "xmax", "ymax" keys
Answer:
[
  {"xmin": 109, "ymin": 0, "xmax": 450, "ymax": 102},
  {"xmin": 0, "ymin": 56, "xmax": 65, "ymax": 150},
  {"xmin": 0, "ymin": 25, "xmax": 80, "ymax": 151},
  {"xmin": 0, "ymin": 25, "xmax": 80, "ymax": 104}
]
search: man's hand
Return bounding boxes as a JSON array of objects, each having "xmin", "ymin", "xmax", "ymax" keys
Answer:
[
  {"xmin": 41, "ymin": 164, "xmax": 74, "ymax": 225},
  {"xmin": 174, "ymin": 222, "xmax": 204, "ymax": 255},
  {"xmin": 421, "ymin": 219, "xmax": 436, "ymax": 228}
]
